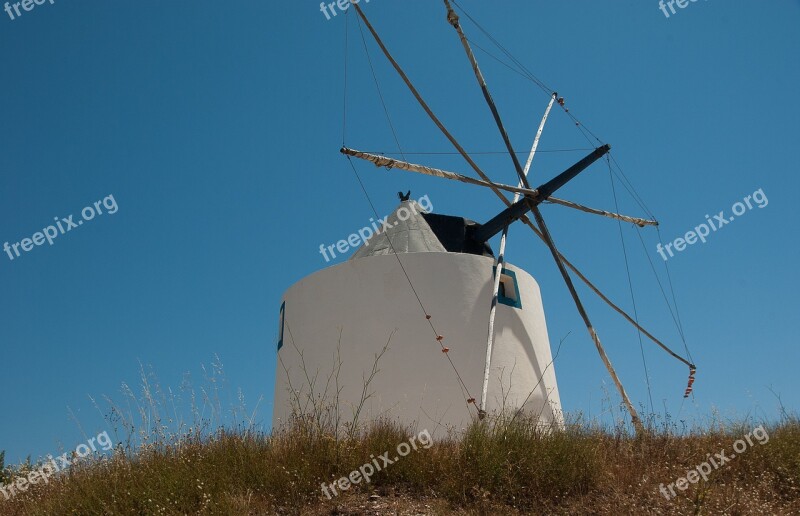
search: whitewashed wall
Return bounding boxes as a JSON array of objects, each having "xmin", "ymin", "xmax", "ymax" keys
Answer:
[{"xmin": 273, "ymin": 252, "xmax": 562, "ymax": 433}]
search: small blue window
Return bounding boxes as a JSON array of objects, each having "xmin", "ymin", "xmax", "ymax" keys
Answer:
[
  {"xmin": 495, "ymin": 268, "xmax": 522, "ymax": 309},
  {"xmin": 277, "ymin": 301, "xmax": 285, "ymax": 351}
]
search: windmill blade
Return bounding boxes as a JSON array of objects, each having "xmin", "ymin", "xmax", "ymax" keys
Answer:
[
  {"xmin": 351, "ymin": 3, "xmax": 510, "ymax": 204},
  {"xmin": 529, "ymin": 204, "xmax": 645, "ymax": 434},
  {"xmin": 349, "ymin": 3, "xmax": 690, "ymax": 406},
  {"xmin": 341, "ymin": 147, "xmax": 537, "ymax": 197},
  {"xmin": 443, "ymin": 144, "xmax": 611, "ymax": 243},
  {"xmin": 443, "ymin": 0, "xmax": 531, "ymax": 190},
  {"xmin": 545, "ymin": 197, "xmax": 659, "ymax": 227},
  {"xmin": 523, "ymin": 93, "xmax": 557, "ymax": 180},
  {"xmin": 342, "ymin": 146, "xmax": 614, "ymax": 216},
  {"xmin": 343, "ymin": 146, "xmax": 681, "ymax": 369}
]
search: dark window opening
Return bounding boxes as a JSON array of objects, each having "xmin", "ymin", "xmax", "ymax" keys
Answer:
[{"xmin": 277, "ymin": 302, "xmax": 285, "ymax": 351}]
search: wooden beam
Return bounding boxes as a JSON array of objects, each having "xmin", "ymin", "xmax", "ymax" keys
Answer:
[
  {"xmin": 546, "ymin": 197, "xmax": 658, "ymax": 227},
  {"xmin": 537, "ymin": 144, "xmax": 610, "ymax": 200},
  {"xmin": 351, "ymin": 3, "xmax": 510, "ymax": 205},
  {"xmin": 474, "ymin": 197, "xmax": 533, "ymax": 243},
  {"xmin": 530, "ymin": 205, "xmax": 645, "ymax": 435},
  {"xmin": 340, "ymin": 147, "xmax": 538, "ymax": 197},
  {"xmin": 479, "ymin": 96, "xmax": 556, "ymax": 418},
  {"xmin": 474, "ymin": 145, "xmax": 611, "ymax": 243},
  {"xmin": 443, "ymin": 0, "xmax": 531, "ymax": 190}
]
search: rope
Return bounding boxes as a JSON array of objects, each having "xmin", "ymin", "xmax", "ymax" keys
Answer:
[
  {"xmin": 633, "ymin": 228, "xmax": 693, "ymax": 361},
  {"xmin": 608, "ymin": 154, "xmax": 657, "ymax": 222},
  {"xmin": 443, "ymin": 0, "xmax": 532, "ymax": 191},
  {"xmin": 461, "ymin": 34, "xmax": 600, "ymax": 148},
  {"xmin": 345, "ymin": 157, "xmax": 478, "ymax": 415},
  {"xmin": 633, "ymin": 226, "xmax": 697, "ymax": 398},
  {"xmin": 343, "ymin": 14, "xmax": 479, "ymax": 416},
  {"xmin": 354, "ymin": 14, "xmax": 406, "ymax": 161},
  {"xmin": 342, "ymin": 7, "xmax": 349, "ymax": 147},
  {"xmin": 530, "ymin": 204, "xmax": 645, "ymax": 434},
  {"xmin": 351, "ymin": 3, "xmax": 511, "ymax": 207},
  {"xmin": 608, "ymin": 157, "xmax": 654, "ymax": 413},
  {"xmin": 361, "ymin": 148, "xmax": 594, "ymax": 156},
  {"xmin": 348, "ymin": 1, "xmax": 694, "ymax": 410},
  {"xmin": 451, "ymin": 1, "xmax": 553, "ymax": 96},
  {"xmin": 449, "ymin": 0, "xmax": 659, "ymax": 224},
  {"xmin": 655, "ymin": 226, "xmax": 694, "ymax": 365}
]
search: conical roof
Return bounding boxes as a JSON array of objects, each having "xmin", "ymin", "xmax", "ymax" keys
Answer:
[
  {"xmin": 350, "ymin": 200, "xmax": 446, "ymax": 260},
  {"xmin": 349, "ymin": 199, "xmax": 496, "ymax": 260}
]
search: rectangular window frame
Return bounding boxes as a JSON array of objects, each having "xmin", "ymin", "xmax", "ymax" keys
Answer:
[{"xmin": 495, "ymin": 268, "xmax": 522, "ymax": 309}]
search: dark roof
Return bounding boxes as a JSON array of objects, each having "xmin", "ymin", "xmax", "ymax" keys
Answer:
[{"xmin": 421, "ymin": 212, "xmax": 494, "ymax": 257}]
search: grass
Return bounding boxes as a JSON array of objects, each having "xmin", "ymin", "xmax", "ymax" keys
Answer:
[
  {"xmin": 1, "ymin": 415, "xmax": 798, "ymax": 514},
  {"xmin": 1, "ymin": 360, "xmax": 798, "ymax": 515}
]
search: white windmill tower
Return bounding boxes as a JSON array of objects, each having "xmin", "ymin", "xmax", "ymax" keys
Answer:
[
  {"xmin": 274, "ymin": 192, "xmax": 564, "ymax": 431},
  {"xmin": 273, "ymin": 1, "xmax": 696, "ymax": 435}
]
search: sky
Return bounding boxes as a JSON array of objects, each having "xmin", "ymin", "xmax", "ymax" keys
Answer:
[{"xmin": 1, "ymin": 0, "xmax": 799, "ymax": 465}]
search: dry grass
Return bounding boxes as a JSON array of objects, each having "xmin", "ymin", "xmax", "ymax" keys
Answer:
[
  {"xmin": 1, "ymin": 360, "xmax": 798, "ymax": 514},
  {"xmin": 0, "ymin": 414, "xmax": 798, "ymax": 515}
]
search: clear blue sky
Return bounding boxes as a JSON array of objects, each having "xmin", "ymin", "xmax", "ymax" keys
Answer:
[{"xmin": 1, "ymin": 1, "xmax": 798, "ymax": 464}]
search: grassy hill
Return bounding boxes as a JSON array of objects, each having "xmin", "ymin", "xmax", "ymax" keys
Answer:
[{"xmin": 1, "ymin": 413, "xmax": 798, "ymax": 515}]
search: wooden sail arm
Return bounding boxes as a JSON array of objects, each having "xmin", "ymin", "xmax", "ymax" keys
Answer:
[
  {"xmin": 530, "ymin": 205, "xmax": 645, "ymax": 435},
  {"xmin": 343, "ymin": 149, "xmax": 688, "ymax": 404},
  {"xmin": 351, "ymin": 3, "xmax": 510, "ymax": 205},
  {"xmin": 341, "ymin": 150, "xmax": 672, "ymax": 355},
  {"xmin": 340, "ymin": 147, "xmax": 536, "ymax": 197},
  {"xmin": 341, "ymin": 146, "xmax": 618, "ymax": 210},
  {"xmin": 545, "ymin": 197, "xmax": 659, "ymax": 227},
  {"xmin": 474, "ymin": 145, "xmax": 611, "ymax": 242},
  {"xmin": 480, "ymin": 96, "xmax": 556, "ymax": 418},
  {"xmin": 342, "ymin": 147, "xmax": 655, "ymax": 231},
  {"xmin": 443, "ymin": 0, "xmax": 531, "ymax": 190},
  {"xmin": 523, "ymin": 93, "xmax": 557, "ymax": 180},
  {"xmin": 349, "ymin": 1, "xmax": 693, "ymax": 414}
]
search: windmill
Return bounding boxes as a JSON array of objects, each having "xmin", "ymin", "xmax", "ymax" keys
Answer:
[{"xmin": 336, "ymin": 1, "xmax": 697, "ymax": 434}]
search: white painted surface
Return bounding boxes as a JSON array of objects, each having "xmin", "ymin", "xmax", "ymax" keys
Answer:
[{"xmin": 273, "ymin": 252, "xmax": 562, "ymax": 433}]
